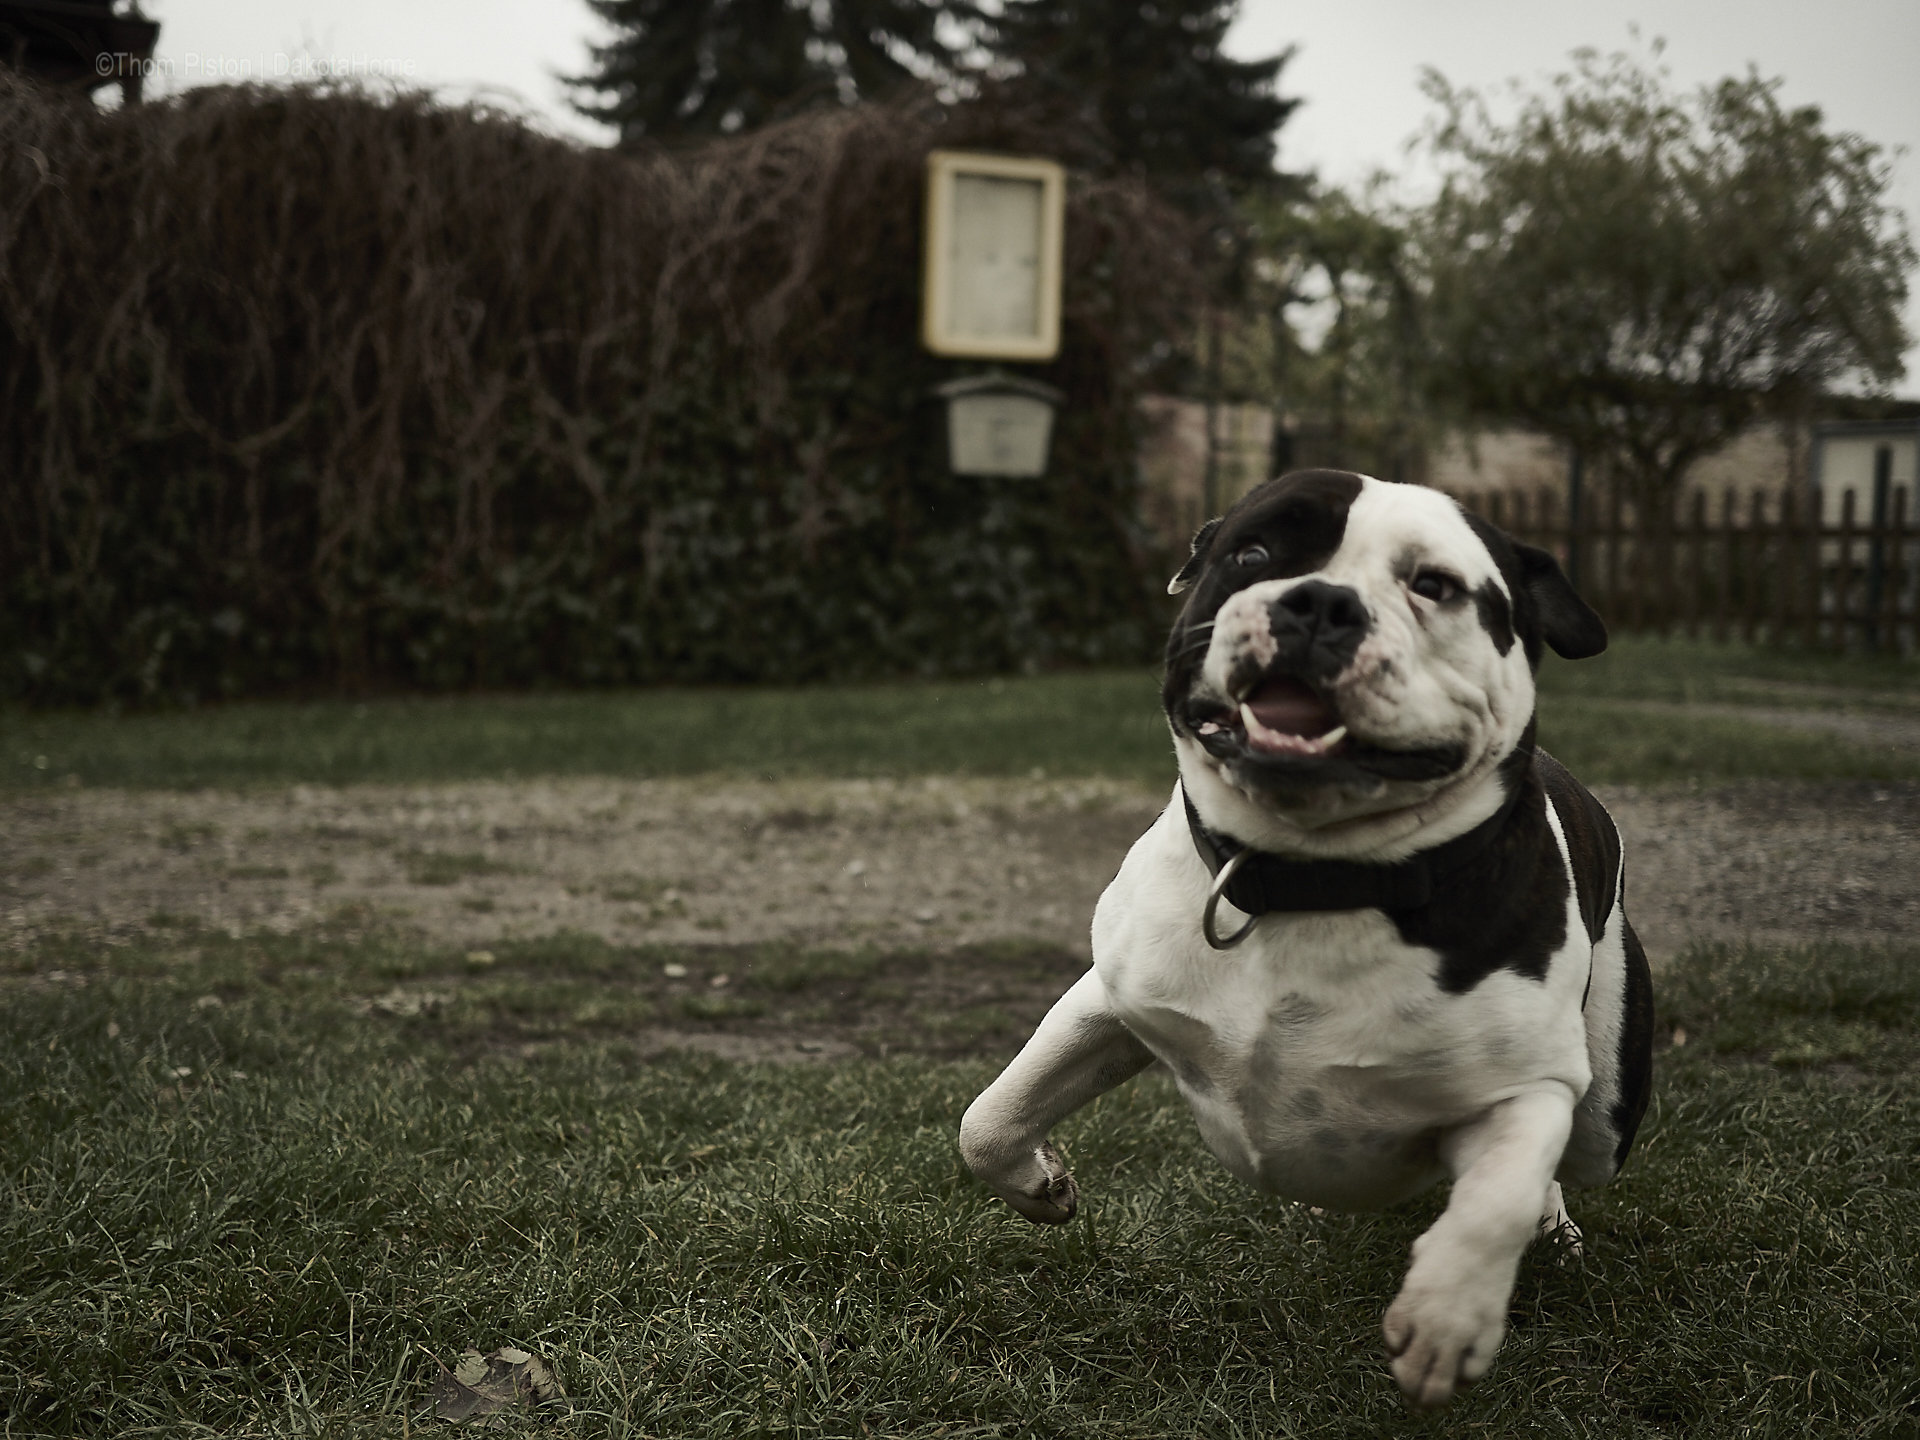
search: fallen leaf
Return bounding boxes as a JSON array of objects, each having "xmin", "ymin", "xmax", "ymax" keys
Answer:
[
  {"xmin": 372, "ymin": 988, "xmax": 453, "ymax": 1019},
  {"xmin": 816, "ymin": 1332, "xmax": 857, "ymax": 1361},
  {"xmin": 431, "ymin": 1346, "xmax": 564, "ymax": 1424}
]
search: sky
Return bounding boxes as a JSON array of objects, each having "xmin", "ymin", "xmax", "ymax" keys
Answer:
[{"xmin": 128, "ymin": 0, "xmax": 1920, "ymax": 394}]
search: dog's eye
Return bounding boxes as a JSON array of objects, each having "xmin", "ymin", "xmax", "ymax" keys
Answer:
[
  {"xmin": 1410, "ymin": 571, "xmax": 1460, "ymax": 603},
  {"xmin": 1235, "ymin": 544, "xmax": 1270, "ymax": 568}
]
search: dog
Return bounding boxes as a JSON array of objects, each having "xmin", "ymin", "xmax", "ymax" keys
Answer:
[{"xmin": 960, "ymin": 469, "xmax": 1653, "ymax": 1408}]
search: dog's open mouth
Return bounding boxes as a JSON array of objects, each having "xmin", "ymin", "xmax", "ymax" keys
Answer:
[{"xmin": 1193, "ymin": 676, "xmax": 1350, "ymax": 759}]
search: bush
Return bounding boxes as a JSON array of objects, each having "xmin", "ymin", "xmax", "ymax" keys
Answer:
[{"xmin": 0, "ymin": 77, "xmax": 1201, "ymax": 705}]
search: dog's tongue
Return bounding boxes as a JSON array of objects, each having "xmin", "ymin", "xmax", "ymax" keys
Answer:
[{"xmin": 1244, "ymin": 677, "xmax": 1337, "ymax": 737}]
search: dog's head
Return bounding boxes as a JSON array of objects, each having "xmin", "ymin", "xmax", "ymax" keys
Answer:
[{"xmin": 1164, "ymin": 470, "xmax": 1606, "ymax": 849}]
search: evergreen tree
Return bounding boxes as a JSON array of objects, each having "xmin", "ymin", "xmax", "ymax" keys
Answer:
[
  {"xmin": 986, "ymin": 0, "xmax": 1297, "ymax": 194},
  {"xmin": 571, "ymin": 0, "xmax": 961, "ymax": 144}
]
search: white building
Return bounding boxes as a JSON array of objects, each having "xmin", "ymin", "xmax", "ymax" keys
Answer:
[{"xmin": 1811, "ymin": 419, "xmax": 1919, "ymax": 525}]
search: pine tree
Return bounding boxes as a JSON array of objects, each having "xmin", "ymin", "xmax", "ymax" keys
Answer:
[
  {"xmin": 570, "ymin": 0, "xmax": 962, "ymax": 144},
  {"xmin": 986, "ymin": 0, "xmax": 1297, "ymax": 195}
]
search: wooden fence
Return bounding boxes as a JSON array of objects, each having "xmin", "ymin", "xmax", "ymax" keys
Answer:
[{"xmin": 1452, "ymin": 483, "xmax": 1917, "ymax": 655}]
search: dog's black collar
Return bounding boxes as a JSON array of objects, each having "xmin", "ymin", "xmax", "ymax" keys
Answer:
[{"xmin": 1182, "ymin": 774, "xmax": 1525, "ymax": 916}]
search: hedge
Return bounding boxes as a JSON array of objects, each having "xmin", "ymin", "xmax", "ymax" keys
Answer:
[{"xmin": 0, "ymin": 77, "xmax": 1202, "ymax": 705}]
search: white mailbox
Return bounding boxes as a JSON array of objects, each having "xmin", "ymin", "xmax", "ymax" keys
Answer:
[
  {"xmin": 921, "ymin": 150, "xmax": 1065, "ymax": 361},
  {"xmin": 938, "ymin": 373, "xmax": 1064, "ymax": 478}
]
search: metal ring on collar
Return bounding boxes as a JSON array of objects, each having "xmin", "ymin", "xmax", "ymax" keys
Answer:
[{"xmin": 1202, "ymin": 849, "xmax": 1259, "ymax": 950}]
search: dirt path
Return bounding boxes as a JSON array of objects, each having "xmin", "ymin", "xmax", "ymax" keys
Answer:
[
  {"xmin": 2, "ymin": 776, "xmax": 1156, "ymax": 959},
  {"xmin": 7, "ymin": 773, "xmax": 1917, "ymax": 969}
]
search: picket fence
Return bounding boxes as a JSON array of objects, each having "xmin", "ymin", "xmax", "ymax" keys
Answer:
[{"xmin": 1452, "ymin": 483, "xmax": 1917, "ymax": 655}]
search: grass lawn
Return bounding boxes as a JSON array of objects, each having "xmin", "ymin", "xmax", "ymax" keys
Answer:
[
  {"xmin": 5, "ymin": 637, "xmax": 1916, "ymax": 1434},
  {"xmin": 3, "ymin": 636, "xmax": 1917, "ymax": 795},
  {"xmin": 2, "ymin": 927, "xmax": 1915, "ymax": 1437},
  {"xmin": 1534, "ymin": 633, "xmax": 1920, "ymax": 708}
]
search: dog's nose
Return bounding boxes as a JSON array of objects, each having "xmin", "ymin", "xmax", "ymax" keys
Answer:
[
  {"xmin": 1275, "ymin": 580, "xmax": 1369, "ymax": 637},
  {"xmin": 1270, "ymin": 581, "xmax": 1370, "ymax": 675}
]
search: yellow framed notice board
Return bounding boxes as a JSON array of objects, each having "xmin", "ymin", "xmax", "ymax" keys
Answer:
[{"xmin": 921, "ymin": 150, "xmax": 1065, "ymax": 362}]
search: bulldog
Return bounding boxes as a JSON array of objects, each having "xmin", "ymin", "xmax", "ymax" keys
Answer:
[{"xmin": 960, "ymin": 469, "xmax": 1654, "ymax": 1408}]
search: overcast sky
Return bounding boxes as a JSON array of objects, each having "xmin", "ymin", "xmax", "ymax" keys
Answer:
[{"xmin": 132, "ymin": 0, "xmax": 1920, "ymax": 394}]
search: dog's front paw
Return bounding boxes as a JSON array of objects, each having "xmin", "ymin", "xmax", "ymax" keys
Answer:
[
  {"xmin": 959, "ymin": 1113, "xmax": 1081, "ymax": 1224},
  {"xmin": 1001, "ymin": 1140, "xmax": 1078, "ymax": 1225},
  {"xmin": 1537, "ymin": 1181, "xmax": 1584, "ymax": 1262},
  {"xmin": 1381, "ymin": 1274, "xmax": 1508, "ymax": 1409}
]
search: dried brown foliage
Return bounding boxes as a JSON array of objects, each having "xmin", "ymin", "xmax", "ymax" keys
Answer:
[{"xmin": 0, "ymin": 75, "xmax": 1202, "ymax": 703}]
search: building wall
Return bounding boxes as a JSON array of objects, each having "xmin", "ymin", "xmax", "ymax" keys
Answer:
[
  {"xmin": 1426, "ymin": 422, "xmax": 1813, "ymax": 505},
  {"xmin": 1814, "ymin": 431, "xmax": 1917, "ymax": 523},
  {"xmin": 1426, "ymin": 429, "xmax": 1565, "ymax": 494},
  {"xmin": 1137, "ymin": 395, "xmax": 1273, "ymax": 551},
  {"xmin": 1137, "ymin": 406, "xmax": 1914, "ymax": 547}
]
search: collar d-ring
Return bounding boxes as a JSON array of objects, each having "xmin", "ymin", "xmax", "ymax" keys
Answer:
[{"xmin": 1202, "ymin": 849, "xmax": 1259, "ymax": 950}]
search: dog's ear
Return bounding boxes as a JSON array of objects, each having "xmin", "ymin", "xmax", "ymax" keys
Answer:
[
  {"xmin": 1167, "ymin": 517, "xmax": 1224, "ymax": 595},
  {"xmin": 1513, "ymin": 541, "xmax": 1608, "ymax": 659}
]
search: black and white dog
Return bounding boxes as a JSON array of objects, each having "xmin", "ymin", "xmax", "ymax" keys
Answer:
[{"xmin": 961, "ymin": 470, "xmax": 1653, "ymax": 1408}]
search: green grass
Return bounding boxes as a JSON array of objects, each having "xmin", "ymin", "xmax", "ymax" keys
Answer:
[
  {"xmin": 1, "ymin": 918, "xmax": 1086, "ymax": 1063},
  {"xmin": 1, "ymin": 928, "xmax": 1915, "ymax": 1436},
  {"xmin": 1535, "ymin": 635, "xmax": 1920, "ymax": 785},
  {"xmin": 0, "ymin": 673, "xmax": 1176, "ymax": 794},
  {"xmin": 1535, "ymin": 694, "xmax": 1920, "ymax": 786},
  {"xmin": 1537, "ymin": 633, "xmax": 1920, "ymax": 708},
  {"xmin": 3, "ymin": 637, "xmax": 1916, "ymax": 796}
]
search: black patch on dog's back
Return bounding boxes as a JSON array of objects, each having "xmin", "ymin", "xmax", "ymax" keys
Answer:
[
  {"xmin": 1613, "ymin": 918, "xmax": 1655, "ymax": 1167},
  {"xmin": 1386, "ymin": 747, "xmax": 1571, "ymax": 994},
  {"xmin": 1534, "ymin": 749, "xmax": 1620, "ymax": 945}
]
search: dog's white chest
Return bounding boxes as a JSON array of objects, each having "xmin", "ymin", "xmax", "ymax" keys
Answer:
[{"xmin": 1090, "ymin": 806, "xmax": 1589, "ymax": 1211}]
